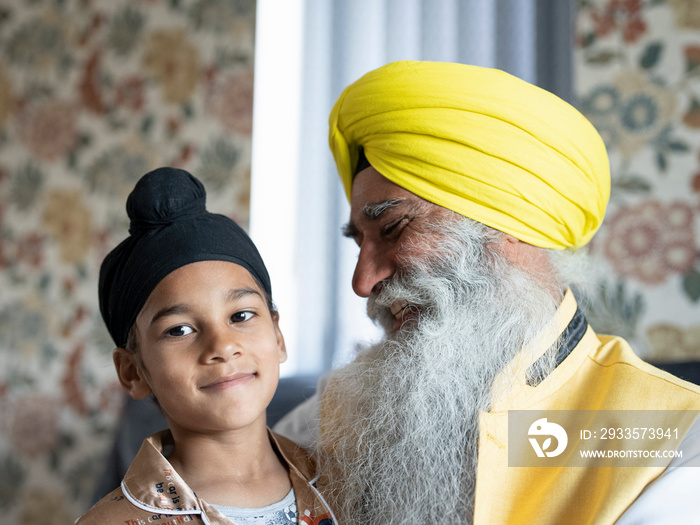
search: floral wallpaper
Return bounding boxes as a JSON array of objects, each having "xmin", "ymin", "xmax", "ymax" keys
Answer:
[
  {"xmin": 575, "ymin": 0, "xmax": 700, "ymax": 361},
  {"xmin": 0, "ymin": 0, "xmax": 256, "ymax": 522}
]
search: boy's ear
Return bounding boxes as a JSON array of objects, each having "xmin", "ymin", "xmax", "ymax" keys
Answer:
[
  {"xmin": 113, "ymin": 348, "xmax": 152, "ymax": 399},
  {"xmin": 271, "ymin": 312, "xmax": 287, "ymax": 364}
]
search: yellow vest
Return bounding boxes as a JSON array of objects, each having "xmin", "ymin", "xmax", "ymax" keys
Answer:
[{"xmin": 475, "ymin": 291, "xmax": 700, "ymax": 524}]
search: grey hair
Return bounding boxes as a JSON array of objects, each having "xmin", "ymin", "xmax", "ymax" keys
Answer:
[
  {"xmin": 432, "ymin": 212, "xmax": 601, "ymax": 304},
  {"xmin": 546, "ymin": 246, "xmax": 602, "ymax": 305}
]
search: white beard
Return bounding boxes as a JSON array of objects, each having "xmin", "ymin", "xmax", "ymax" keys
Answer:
[{"xmin": 318, "ymin": 217, "xmax": 561, "ymax": 524}]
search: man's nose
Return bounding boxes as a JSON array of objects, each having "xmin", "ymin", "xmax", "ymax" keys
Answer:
[{"xmin": 352, "ymin": 244, "xmax": 395, "ymax": 298}]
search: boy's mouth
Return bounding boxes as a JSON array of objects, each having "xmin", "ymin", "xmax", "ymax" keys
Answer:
[{"xmin": 200, "ymin": 372, "xmax": 255, "ymax": 390}]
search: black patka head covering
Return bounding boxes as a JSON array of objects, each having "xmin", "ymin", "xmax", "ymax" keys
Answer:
[{"xmin": 99, "ymin": 167, "xmax": 271, "ymax": 348}]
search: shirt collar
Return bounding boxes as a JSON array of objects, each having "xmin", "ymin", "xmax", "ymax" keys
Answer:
[
  {"xmin": 120, "ymin": 428, "xmax": 321, "ymax": 516},
  {"xmin": 121, "ymin": 430, "xmax": 200, "ymax": 514}
]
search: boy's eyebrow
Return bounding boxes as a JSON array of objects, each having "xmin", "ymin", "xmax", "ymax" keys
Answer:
[
  {"xmin": 149, "ymin": 288, "xmax": 263, "ymax": 326},
  {"xmin": 149, "ymin": 304, "xmax": 191, "ymax": 326},
  {"xmin": 225, "ymin": 287, "xmax": 262, "ymax": 302},
  {"xmin": 342, "ymin": 198, "xmax": 406, "ymax": 238}
]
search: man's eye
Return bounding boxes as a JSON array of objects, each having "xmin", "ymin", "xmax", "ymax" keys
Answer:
[
  {"xmin": 382, "ymin": 218, "xmax": 407, "ymax": 238},
  {"xmin": 166, "ymin": 325, "xmax": 193, "ymax": 337},
  {"xmin": 232, "ymin": 311, "xmax": 255, "ymax": 323}
]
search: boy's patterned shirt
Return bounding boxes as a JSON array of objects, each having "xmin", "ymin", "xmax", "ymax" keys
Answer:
[{"xmin": 76, "ymin": 429, "xmax": 335, "ymax": 525}]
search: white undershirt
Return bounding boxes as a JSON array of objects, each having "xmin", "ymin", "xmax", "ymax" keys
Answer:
[
  {"xmin": 211, "ymin": 488, "xmax": 297, "ymax": 525},
  {"xmin": 615, "ymin": 416, "xmax": 700, "ymax": 524}
]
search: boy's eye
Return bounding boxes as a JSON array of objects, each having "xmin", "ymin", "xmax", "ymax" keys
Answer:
[
  {"xmin": 166, "ymin": 325, "xmax": 193, "ymax": 337},
  {"xmin": 232, "ymin": 311, "xmax": 254, "ymax": 323}
]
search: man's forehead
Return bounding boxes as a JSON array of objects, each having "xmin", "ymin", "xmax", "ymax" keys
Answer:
[{"xmin": 350, "ymin": 167, "xmax": 416, "ymax": 210}]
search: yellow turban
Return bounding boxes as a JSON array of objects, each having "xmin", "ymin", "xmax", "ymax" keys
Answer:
[{"xmin": 328, "ymin": 61, "xmax": 610, "ymax": 249}]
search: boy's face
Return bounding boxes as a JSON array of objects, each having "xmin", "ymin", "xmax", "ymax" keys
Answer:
[{"xmin": 114, "ymin": 260, "xmax": 286, "ymax": 436}]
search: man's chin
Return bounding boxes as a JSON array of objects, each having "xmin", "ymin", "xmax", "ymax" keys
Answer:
[{"xmin": 392, "ymin": 313, "xmax": 420, "ymax": 335}]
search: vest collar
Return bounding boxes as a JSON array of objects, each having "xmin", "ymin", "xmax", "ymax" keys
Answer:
[{"xmin": 490, "ymin": 288, "xmax": 593, "ymax": 411}]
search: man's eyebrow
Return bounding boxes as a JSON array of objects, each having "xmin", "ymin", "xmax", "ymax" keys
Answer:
[
  {"xmin": 363, "ymin": 198, "xmax": 405, "ymax": 218},
  {"xmin": 149, "ymin": 288, "xmax": 262, "ymax": 326},
  {"xmin": 342, "ymin": 198, "xmax": 406, "ymax": 238},
  {"xmin": 341, "ymin": 222, "xmax": 359, "ymax": 239}
]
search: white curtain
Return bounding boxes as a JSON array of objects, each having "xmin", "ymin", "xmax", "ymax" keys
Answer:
[{"xmin": 252, "ymin": 0, "xmax": 575, "ymax": 375}]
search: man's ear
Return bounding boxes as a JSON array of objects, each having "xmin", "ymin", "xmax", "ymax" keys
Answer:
[
  {"xmin": 495, "ymin": 233, "xmax": 547, "ymax": 269},
  {"xmin": 271, "ymin": 312, "xmax": 287, "ymax": 364},
  {"xmin": 113, "ymin": 348, "xmax": 152, "ymax": 399},
  {"xmin": 494, "ymin": 233, "xmax": 522, "ymax": 259},
  {"xmin": 494, "ymin": 233, "xmax": 562, "ymax": 299}
]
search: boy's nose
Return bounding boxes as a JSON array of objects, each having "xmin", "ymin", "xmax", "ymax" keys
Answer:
[
  {"xmin": 202, "ymin": 327, "xmax": 241, "ymax": 362},
  {"xmin": 352, "ymin": 244, "xmax": 395, "ymax": 298}
]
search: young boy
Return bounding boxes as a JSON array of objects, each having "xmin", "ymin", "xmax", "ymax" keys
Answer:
[{"xmin": 77, "ymin": 167, "xmax": 336, "ymax": 525}]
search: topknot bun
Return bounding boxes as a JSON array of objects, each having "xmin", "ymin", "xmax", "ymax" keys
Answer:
[{"xmin": 127, "ymin": 167, "xmax": 206, "ymax": 234}]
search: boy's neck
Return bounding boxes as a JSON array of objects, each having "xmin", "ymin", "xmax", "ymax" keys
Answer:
[{"xmin": 166, "ymin": 421, "xmax": 292, "ymax": 508}]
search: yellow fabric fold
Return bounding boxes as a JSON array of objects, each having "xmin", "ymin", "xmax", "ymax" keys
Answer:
[{"xmin": 329, "ymin": 60, "xmax": 610, "ymax": 249}]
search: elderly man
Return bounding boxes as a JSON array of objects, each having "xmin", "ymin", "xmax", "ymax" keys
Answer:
[{"xmin": 275, "ymin": 61, "xmax": 700, "ymax": 524}]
